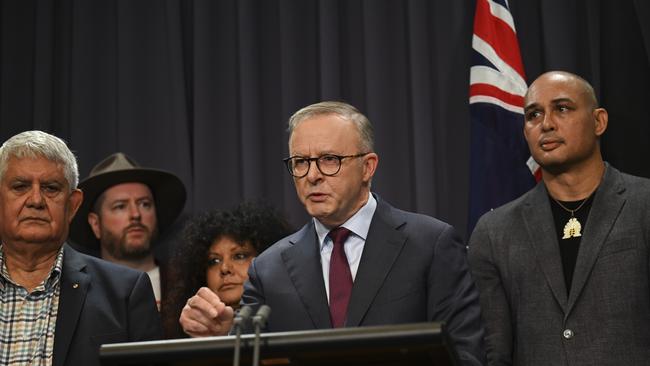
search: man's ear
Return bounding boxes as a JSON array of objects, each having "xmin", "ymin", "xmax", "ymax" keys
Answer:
[
  {"xmin": 67, "ymin": 189, "xmax": 83, "ymax": 223},
  {"xmin": 87, "ymin": 212, "xmax": 102, "ymax": 240},
  {"xmin": 593, "ymin": 107, "xmax": 608, "ymax": 137},
  {"xmin": 362, "ymin": 152, "xmax": 379, "ymax": 183}
]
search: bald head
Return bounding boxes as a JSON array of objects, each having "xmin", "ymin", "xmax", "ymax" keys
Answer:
[
  {"xmin": 522, "ymin": 70, "xmax": 608, "ymax": 176},
  {"xmin": 525, "ymin": 71, "xmax": 598, "ymax": 111}
]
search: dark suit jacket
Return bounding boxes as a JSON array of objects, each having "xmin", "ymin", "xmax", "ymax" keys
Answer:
[
  {"xmin": 242, "ymin": 195, "xmax": 486, "ymax": 365},
  {"xmin": 69, "ymin": 239, "xmax": 176, "ymax": 338},
  {"xmin": 468, "ymin": 165, "xmax": 650, "ymax": 366},
  {"xmin": 53, "ymin": 244, "xmax": 162, "ymax": 366}
]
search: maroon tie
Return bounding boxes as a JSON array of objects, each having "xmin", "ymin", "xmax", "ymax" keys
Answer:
[{"xmin": 328, "ymin": 227, "xmax": 353, "ymax": 328}]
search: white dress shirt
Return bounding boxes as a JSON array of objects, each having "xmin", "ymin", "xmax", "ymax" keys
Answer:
[{"xmin": 314, "ymin": 192, "xmax": 377, "ymax": 303}]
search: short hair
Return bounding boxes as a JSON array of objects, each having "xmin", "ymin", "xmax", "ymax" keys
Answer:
[
  {"xmin": 287, "ymin": 101, "xmax": 375, "ymax": 153},
  {"xmin": 0, "ymin": 130, "xmax": 79, "ymax": 189},
  {"xmin": 526, "ymin": 71, "xmax": 599, "ymax": 110},
  {"xmin": 570, "ymin": 73, "xmax": 598, "ymax": 108}
]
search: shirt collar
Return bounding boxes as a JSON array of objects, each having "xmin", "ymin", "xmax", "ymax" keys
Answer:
[
  {"xmin": 0, "ymin": 245, "xmax": 8, "ymax": 291},
  {"xmin": 314, "ymin": 192, "xmax": 377, "ymax": 249},
  {"xmin": 46, "ymin": 245, "xmax": 65, "ymax": 289},
  {"xmin": 0, "ymin": 244, "xmax": 65, "ymax": 292}
]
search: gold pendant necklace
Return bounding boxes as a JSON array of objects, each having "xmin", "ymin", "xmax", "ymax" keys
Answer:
[
  {"xmin": 562, "ymin": 217, "xmax": 582, "ymax": 239},
  {"xmin": 552, "ymin": 196, "xmax": 589, "ymax": 239}
]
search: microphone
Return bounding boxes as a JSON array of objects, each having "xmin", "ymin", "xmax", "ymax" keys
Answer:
[
  {"xmin": 251, "ymin": 305, "xmax": 271, "ymax": 366},
  {"xmin": 232, "ymin": 305, "xmax": 253, "ymax": 366}
]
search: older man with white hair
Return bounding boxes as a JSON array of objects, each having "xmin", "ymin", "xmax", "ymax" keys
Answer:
[{"xmin": 0, "ymin": 130, "xmax": 161, "ymax": 366}]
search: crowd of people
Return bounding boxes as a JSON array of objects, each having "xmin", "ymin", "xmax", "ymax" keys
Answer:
[{"xmin": 1, "ymin": 71, "xmax": 649, "ymax": 366}]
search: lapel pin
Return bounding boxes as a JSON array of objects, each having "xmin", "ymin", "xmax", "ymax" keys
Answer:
[{"xmin": 72, "ymin": 283, "xmax": 79, "ymax": 289}]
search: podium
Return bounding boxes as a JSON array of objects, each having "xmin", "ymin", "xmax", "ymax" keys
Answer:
[{"xmin": 100, "ymin": 322, "xmax": 459, "ymax": 366}]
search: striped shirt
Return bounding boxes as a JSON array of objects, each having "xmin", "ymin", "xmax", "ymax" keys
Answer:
[{"xmin": 0, "ymin": 245, "xmax": 63, "ymax": 366}]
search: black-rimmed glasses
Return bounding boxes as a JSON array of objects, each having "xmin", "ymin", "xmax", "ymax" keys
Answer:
[{"xmin": 283, "ymin": 153, "xmax": 370, "ymax": 178}]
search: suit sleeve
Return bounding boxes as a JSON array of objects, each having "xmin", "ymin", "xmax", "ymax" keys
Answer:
[
  {"xmin": 239, "ymin": 258, "xmax": 265, "ymax": 333},
  {"xmin": 242, "ymin": 257, "xmax": 265, "ymax": 308},
  {"xmin": 127, "ymin": 272, "xmax": 163, "ymax": 341},
  {"xmin": 468, "ymin": 216, "xmax": 513, "ymax": 366},
  {"xmin": 428, "ymin": 224, "xmax": 486, "ymax": 366}
]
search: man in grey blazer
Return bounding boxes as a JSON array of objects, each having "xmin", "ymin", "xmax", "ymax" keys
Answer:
[
  {"xmin": 0, "ymin": 131, "xmax": 162, "ymax": 366},
  {"xmin": 468, "ymin": 71, "xmax": 650, "ymax": 365},
  {"xmin": 180, "ymin": 101, "xmax": 486, "ymax": 365}
]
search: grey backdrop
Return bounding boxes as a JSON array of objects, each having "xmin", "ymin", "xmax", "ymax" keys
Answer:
[{"xmin": 1, "ymin": 0, "xmax": 649, "ymax": 248}]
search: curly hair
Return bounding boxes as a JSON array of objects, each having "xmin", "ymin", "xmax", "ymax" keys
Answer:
[{"xmin": 162, "ymin": 201, "xmax": 292, "ymax": 338}]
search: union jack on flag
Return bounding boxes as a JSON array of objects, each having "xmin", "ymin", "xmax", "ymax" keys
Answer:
[{"xmin": 468, "ymin": 0, "xmax": 540, "ymax": 233}]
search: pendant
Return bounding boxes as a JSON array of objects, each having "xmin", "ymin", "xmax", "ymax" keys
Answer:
[{"xmin": 562, "ymin": 217, "xmax": 582, "ymax": 239}]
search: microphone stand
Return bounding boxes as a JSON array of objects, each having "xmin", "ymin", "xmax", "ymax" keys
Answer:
[
  {"xmin": 251, "ymin": 305, "xmax": 271, "ymax": 366},
  {"xmin": 232, "ymin": 305, "xmax": 252, "ymax": 366}
]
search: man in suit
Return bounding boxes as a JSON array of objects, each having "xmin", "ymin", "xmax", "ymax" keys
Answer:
[
  {"xmin": 0, "ymin": 131, "xmax": 161, "ymax": 366},
  {"xmin": 468, "ymin": 71, "xmax": 650, "ymax": 365},
  {"xmin": 180, "ymin": 101, "xmax": 486, "ymax": 365},
  {"xmin": 68, "ymin": 152, "xmax": 186, "ymax": 337}
]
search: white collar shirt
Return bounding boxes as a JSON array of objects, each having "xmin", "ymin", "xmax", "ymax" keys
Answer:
[{"xmin": 314, "ymin": 192, "xmax": 377, "ymax": 303}]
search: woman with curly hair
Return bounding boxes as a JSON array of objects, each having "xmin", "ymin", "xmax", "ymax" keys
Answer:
[{"xmin": 162, "ymin": 201, "xmax": 292, "ymax": 338}]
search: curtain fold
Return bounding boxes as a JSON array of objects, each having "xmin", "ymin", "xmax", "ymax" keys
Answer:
[{"xmin": 0, "ymin": 0, "xmax": 648, "ymax": 242}]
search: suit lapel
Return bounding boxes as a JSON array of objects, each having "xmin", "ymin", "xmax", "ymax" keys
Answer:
[
  {"xmin": 281, "ymin": 223, "xmax": 332, "ymax": 329},
  {"xmin": 522, "ymin": 184, "xmax": 569, "ymax": 310},
  {"xmin": 566, "ymin": 166, "xmax": 625, "ymax": 315},
  {"xmin": 345, "ymin": 198, "xmax": 407, "ymax": 327},
  {"xmin": 53, "ymin": 245, "xmax": 89, "ymax": 366}
]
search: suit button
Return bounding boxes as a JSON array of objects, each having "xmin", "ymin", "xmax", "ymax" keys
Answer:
[{"xmin": 563, "ymin": 329, "xmax": 574, "ymax": 339}]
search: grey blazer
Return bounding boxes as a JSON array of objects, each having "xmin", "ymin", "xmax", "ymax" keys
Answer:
[
  {"xmin": 241, "ymin": 195, "xmax": 486, "ymax": 365},
  {"xmin": 53, "ymin": 244, "xmax": 162, "ymax": 366},
  {"xmin": 468, "ymin": 165, "xmax": 650, "ymax": 366}
]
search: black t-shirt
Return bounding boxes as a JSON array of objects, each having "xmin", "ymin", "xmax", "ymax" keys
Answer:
[{"xmin": 549, "ymin": 193, "xmax": 595, "ymax": 295}]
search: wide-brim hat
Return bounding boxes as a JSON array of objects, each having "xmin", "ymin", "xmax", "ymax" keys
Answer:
[{"xmin": 69, "ymin": 152, "xmax": 187, "ymax": 249}]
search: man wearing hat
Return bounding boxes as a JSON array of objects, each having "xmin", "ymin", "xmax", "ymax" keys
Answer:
[{"xmin": 70, "ymin": 152, "xmax": 186, "ymax": 316}]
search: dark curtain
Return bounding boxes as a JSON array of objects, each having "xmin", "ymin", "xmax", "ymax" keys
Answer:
[{"xmin": 1, "ymin": 0, "xmax": 649, "ymax": 247}]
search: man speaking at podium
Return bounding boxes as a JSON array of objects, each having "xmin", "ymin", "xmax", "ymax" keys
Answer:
[{"xmin": 180, "ymin": 101, "xmax": 485, "ymax": 365}]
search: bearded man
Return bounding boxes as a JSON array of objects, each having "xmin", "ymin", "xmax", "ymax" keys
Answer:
[{"xmin": 69, "ymin": 152, "xmax": 185, "ymax": 336}]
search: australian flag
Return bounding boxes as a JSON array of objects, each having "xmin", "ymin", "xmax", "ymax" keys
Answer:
[{"xmin": 468, "ymin": 0, "xmax": 540, "ymax": 234}]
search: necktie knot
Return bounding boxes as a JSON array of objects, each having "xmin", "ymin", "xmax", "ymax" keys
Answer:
[{"xmin": 328, "ymin": 227, "xmax": 351, "ymax": 247}]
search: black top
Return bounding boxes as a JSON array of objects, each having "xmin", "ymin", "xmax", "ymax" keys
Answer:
[{"xmin": 549, "ymin": 193, "xmax": 595, "ymax": 295}]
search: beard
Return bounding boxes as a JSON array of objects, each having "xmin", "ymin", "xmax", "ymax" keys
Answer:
[{"xmin": 100, "ymin": 224, "xmax": 159, "ymax": 261}]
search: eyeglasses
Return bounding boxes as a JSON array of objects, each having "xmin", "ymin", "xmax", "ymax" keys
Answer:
[{"xmin": 283, "ymin": 153, "xmax": 370, "ymax": 178}]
